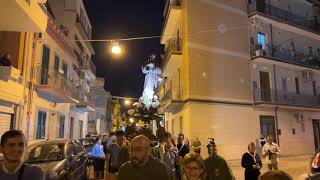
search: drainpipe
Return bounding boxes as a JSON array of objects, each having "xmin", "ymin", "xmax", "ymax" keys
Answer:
[
  {"xmin": 25, "ymin": 33, "xmax": 38, "ymax": 145},
  {"xmin": 275, "ymin": 106, "xmax": 280, "ymax": 146},
  {"xmin": 273, "ymin": 64, "xmax": 277, "ymax": 102},
  {"xmin": 270, "ymin": 24, "xmax": 274, "ymax": 56}
]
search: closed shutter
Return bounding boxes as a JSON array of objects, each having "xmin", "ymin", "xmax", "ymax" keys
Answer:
[{"xmin": 0, "ymin": 113, "xmax": 11, "ymax": 138}]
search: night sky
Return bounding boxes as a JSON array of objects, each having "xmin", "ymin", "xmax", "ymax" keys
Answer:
[{"xmin": 83, "ymin": 0, "xmax": 166, "ymax": 98}]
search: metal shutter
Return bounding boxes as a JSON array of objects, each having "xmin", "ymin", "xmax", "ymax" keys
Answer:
[{"xmin": 0, "ymin": 113, "xmax": 11, "ymax": 138}]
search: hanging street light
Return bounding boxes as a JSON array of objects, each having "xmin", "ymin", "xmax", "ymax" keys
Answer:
[{"xmin": 111, "ymin": 41, "xmax": 121, "ymax": 54}]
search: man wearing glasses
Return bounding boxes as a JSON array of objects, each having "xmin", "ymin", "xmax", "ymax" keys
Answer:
[{"xmin": 118, "ymin": 135, "xmax": 173, "ymax": 180}]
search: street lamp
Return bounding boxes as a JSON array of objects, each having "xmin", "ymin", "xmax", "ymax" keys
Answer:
[
  {"xmin": 111, "ymin": 41, "xmax": 121, "ymax": 54},
  {"xmin": 129, "ymin": 117, "xmax": 134, "ymax": 123},
  {"xmin": 125, "ymin": 99, "xmax": 131, "ymax": 106}
]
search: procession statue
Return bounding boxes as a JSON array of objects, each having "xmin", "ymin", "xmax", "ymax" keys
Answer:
[{"xmin": 140, "ymin": 54, "xmax": 161, "ymax": 109}]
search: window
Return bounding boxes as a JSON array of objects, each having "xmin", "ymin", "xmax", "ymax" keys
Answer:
[
  {"xmin": 62, "ymin": 63, "xmax": 68, "ymax": 78},
  {"xmin": 58, "ymin": 115, "xmax": 65, "ymax": 138},
  {"xmin": 257, "ymin": 32, "xmax": 266, "ymax": 50},
  {"xmin": 36, "ymin": 110, "xmax": 47, "ymax": 139},
  {"xmin": 295, "ymin": 77, "xmax": 300, "ymax": 94},
  {"xmin": 54, "ymin": 55, "xmax": 59, "ymax": 73},
  {"xmin": 313, "ymin": 81, "xmax": 317, "ymax": 96},
  {"xmin": 282, "ymin": 77, "xmax": 288, "ymax": 100}
]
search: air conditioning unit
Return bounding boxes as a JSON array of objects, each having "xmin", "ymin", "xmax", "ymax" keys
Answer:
[{"xmin": 302, "ymin": 70, "xmax": 313, "ymax": 82}]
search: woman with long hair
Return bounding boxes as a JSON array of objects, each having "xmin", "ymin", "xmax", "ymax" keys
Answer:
[{"xmin": 181, "ymin": 153, "xmax": 207, "ymax": 180}]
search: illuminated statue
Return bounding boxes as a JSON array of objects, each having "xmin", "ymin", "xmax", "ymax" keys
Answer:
[{"xmin": 141, "ymin": 54, "xmax": 161, "ymax": 109}]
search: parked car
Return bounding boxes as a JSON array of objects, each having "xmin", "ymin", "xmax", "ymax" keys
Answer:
[
  {"xmin": 23, "ymin": 140, "xmax": 88, "ymax": 180},
  {"xmin": 307, "ymin": 149, "xmax": 320, "ymax": 180}
]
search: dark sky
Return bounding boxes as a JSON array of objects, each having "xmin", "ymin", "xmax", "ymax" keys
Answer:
[{"xmin": 83, "ymin": 0, "xmax": 165, "ymax": 98}]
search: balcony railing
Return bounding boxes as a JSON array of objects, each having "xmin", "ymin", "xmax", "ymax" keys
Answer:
[
  {"xmin": 162, "ymin": 38, "xmax": 182, "ymax": 69},
  {"xmin": 77, "ymin": 93, "xmax": 95, "ymax": 109},
  {"xmin": 251, "ymin": 43, "xmax": 320, "ymax": 69},
  {"xmin": 80, "ymin": 58, "xmax": 96, "ymax": 75},
  {"xmin": 253, "ymin": 87, "xmax": 320, "ymax": 107},
  {"xmin": 161, "ymin": 88, "xmax": 182, "ymax": 102},
  {"xmin": 163, "ymin": 0, "xmax": 181, "ymax": 18},
  {"xmin": 248, "ymin": 0, "xmax": 320, "ymax": 33},
  {"xmin": 36, "ymin": 67, "xmax": 79, "ymax": 102},
  {"xmin": 76, "ymin": 14, "xmax": 92, "ymax": 40}
]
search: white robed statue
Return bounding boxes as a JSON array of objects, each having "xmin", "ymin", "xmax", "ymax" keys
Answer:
[{"xmin": 140, "ymin": 54, "xmax": 161, "ymax": 109}]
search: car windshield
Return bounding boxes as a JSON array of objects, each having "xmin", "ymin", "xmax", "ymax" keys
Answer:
[{"xmin": 24, "ymin": 143, "xmax": 65, "ymax": 163}]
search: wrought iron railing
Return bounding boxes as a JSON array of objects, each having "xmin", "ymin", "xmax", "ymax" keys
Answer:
[
  {"xmin": 248, "ymin": 0, "xmax": 320, "ymax": 33},
  {"xmin": 253, "ymin": 87, "xmax": 320, "ymax": 107},
  {"xmin": 162, "ymin": 38, "xmax": 182, "ymax": 69},
  {"xmin": 76, "ymin": 14, "xmax": 92, "ymax": 40},
  {"xmin": 161, "ymin": 88, "xmax": 182, "ymax": 102},
  {"xmin": 36, "ymin": 67, "xmax": 79, "ymax": 100},
  {"xmin": 251, "ymin": 43, "xmax": 320, "ymax": 69},
  {"xmin": 80, "ymin": 58, "xmax": 96, "ymax": 75},
  {"xmin": 163, "ymin": 0, "xmax": 181, "ymax": 18}
]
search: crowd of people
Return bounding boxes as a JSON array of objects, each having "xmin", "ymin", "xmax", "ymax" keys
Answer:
[
  {"xmin": 0, "ymin": 129, "xmax": 292, "ymax": 180},
  {"xmin": 89, "ymin": 128, "xmax": 291, "ymax": 180}
]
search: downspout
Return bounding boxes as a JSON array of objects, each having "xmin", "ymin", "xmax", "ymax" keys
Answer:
[
  {"xmin": 25, "ymin": 33, "xmax": 38, "ymax": 145},
  {"xmin": 275, "ymin": 106, "xmax": 280, "ymax": 146},
  {"xmin": 18, "ymin": 32, "xmax": 29, "ymax": 131}
]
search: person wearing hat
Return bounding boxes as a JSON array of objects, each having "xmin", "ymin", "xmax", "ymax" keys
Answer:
[{"xmin": 204, "ymin": 138, "xmax": 234, "ymax": 180}]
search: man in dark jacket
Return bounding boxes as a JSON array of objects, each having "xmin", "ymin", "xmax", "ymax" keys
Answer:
[
  {"xmin": 118, "ymin": 135, "xmax": 173, "ymax": 180},
  {"xmin": 177, "ymin": 133, "xmax": 190, "ymax": 158},
  {"xmin": 204, "ymin": 139, "xmax": 234, "ymax": 180}
]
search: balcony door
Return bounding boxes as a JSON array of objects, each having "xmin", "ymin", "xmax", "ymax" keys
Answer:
[
  {"xmin": 313, "ymin": 120, "xmax": 320, "ymax": 150},
  {"xmin": 41, "ymin": 45, "xmax": 50, "ymax": 85},
  {"xmin": 259, "ymin": 71, "xmax": 271, "ymax": 101}
]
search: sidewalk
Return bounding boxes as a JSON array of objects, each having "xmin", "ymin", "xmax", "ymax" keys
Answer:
[{"xmin": 228, "ymin": 154, "xmax": 312, "ymax": 180}]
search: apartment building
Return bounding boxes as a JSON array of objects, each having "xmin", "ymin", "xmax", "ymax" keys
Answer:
[
  {"xmin": 0, "ymin": 0, "xmax": 96, "ymax": 142},
  {"xmin": 159, "ymin": 0, "xmax": 320, "ymax": 160},
  {"xmin": 48, "ymin": 0, "xmax": 96, "ymax": 139},
  {"xmin": 0, "ymin": 0, "xmax": 48, "ymax": 138},
  {"xmin": 88, "ymin": 77, "xmax": 113, "ymax": 135}
]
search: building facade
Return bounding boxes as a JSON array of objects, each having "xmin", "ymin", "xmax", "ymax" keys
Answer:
[
  {"xmin": 159, "ymin": 0, "xmax": 320, "ymax": 160},
  {"xmin": 0, "ymin": 0, "xmax": 96, "ymax": 142},
  {"xmin": 88, "ymin": 77, "xmax": 113, "ymax": 135},
  {"xmin": 0, "ymin": 0, "xmax": 48, "ymax": 138}
]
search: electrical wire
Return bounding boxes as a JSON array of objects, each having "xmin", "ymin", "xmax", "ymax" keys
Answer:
[{"xmin": 42, "ymin": 12, "xmax": 320, "ymax": 43}]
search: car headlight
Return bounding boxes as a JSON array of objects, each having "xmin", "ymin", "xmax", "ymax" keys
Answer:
[{"xmin": 47, "ymin": 171, "xmax": 59, "ymax": 180}]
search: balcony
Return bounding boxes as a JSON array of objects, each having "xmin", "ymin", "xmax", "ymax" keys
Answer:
[
  {"xmin": 251, "ymin": 43, "xmax": 320, "ymax": 70},
  {"xmin": 0, "ymin": 66, "xmax": 23, "ymax": 104},
  {"xmin": 0, "ymin": 0, "xmax": 48, "ymax": 32},
  {"xmin": 253, "ymin": 87, "xmax": 320, "ymax": 110},
  {"xmin": 162, "ymin": 38, "xmax": 183, "ymax": 77},
  {"xmin": 248, "ymin": 0, "xmax": 320, "ymax": 35},
  {"xmin": 76, "ymin": 15, "xmax": 95, "ymax": 55},
  {"xmin": 160, "ymin": 88, "xmax": 183, "ymax": 113},
  {"xmin": 161, "ymin": 0, "xmax": 182, "ymax": 44},
  {"xmin": 35, "ymin": 67, "xmax": 79, "ymax": 103},
  {"xmin": 80, "ymin": 58, "xmax": 96, "ymax": 81},
  {"xmin": 76, "ymin": 94, "xmax": 95, "ymax": 112}
]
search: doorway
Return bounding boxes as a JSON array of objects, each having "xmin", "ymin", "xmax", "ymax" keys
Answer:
[
  {"xmin": 259, "ymin": 71, "xmax": 271, "ymax": 101},
  {"xmin": 40, "ymin": 45, "xmax": 50, "ymax": 85},
  {"xmin": 260, "ymin": 116, "xmax": 277, "ymax": 143},
  {"xmin": 70, "ymin": 117, "xmax": 74, "ymax": 139},
  {"xmin": 313, "ymin": 120, "xmax": 320, "ymax": 150}
]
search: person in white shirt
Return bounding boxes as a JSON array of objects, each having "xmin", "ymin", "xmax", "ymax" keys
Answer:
[{"xmin": 262, "ymin": 135, "xmax": 280, "ymax": 170}]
